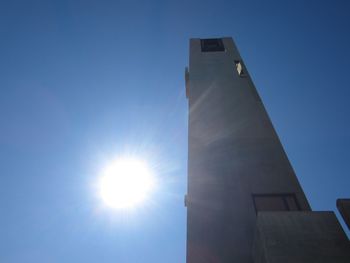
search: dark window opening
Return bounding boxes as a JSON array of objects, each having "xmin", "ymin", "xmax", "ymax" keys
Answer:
[
  {"xmin": 252, "ymin": 193, "xmax": 301, "ymax": 214},
  {"xmin": 201, "ymin": 38, "xmax": 225, "ymax": 52}
]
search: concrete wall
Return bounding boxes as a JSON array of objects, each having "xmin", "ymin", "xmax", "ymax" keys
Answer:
[
  {"xmin": 186, "ymin": 37, "xmax": 311, "ymax": 263},
  {"xmin": 253, "ymin": 211, "xmax": 350, "ymax": 263},
  {"xmin": 337, "ymin": 199, "xmax": 350, "ymax": 231}
]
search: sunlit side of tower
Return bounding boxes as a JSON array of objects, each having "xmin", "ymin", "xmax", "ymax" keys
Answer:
[{"xmin": 185, "ymin": 37, "xmax": 312, "ymax": 263}]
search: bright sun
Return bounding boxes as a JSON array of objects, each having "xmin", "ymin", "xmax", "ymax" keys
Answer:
[{"xmin": 98, "ymin": 157, "xmax": 155, "ymax": 209}]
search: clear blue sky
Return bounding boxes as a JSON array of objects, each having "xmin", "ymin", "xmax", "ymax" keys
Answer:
[{"xmin": 1, "ymin": 0, "xmax": 349, "ymax": 262}]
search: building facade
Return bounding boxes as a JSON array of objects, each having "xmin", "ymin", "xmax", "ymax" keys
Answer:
[{"xmin": 185, "ymin": 37, "xmax": 350, "ymax": 263}]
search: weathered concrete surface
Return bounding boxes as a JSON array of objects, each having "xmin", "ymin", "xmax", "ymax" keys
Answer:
[
  {"xmin": 337, "ymin": 199, "xmax": 350, "ymax": 230},
  {"xmin": 252, "ymin": 211, "xmax": 350, "ymax": 263}
]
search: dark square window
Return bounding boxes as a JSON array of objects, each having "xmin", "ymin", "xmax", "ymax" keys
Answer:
[
  {"xmin": 252, "ymin": 193, "xmax": 301, "ymax": 214},
  {"xmin": 201, "ymin": 38, "xmax": 225, "ymax": 52}
]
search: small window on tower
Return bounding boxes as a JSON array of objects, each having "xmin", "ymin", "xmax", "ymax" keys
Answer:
[
  {"xmin": 201, "ymin": 38, "xmax": 225, "ymax": 52},
  {"xmin": 235, "ymin": 60, "xmax": 246, "ymax": 77}
]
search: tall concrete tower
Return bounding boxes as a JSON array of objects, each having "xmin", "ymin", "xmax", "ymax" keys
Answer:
[{"xmin": 185, "ymin": 37, "xmax": 311, "ymax": 263}]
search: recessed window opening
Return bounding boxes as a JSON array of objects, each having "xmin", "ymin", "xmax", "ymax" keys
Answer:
[
  {"xmin": 252, "ymin": 193, "xmax": 301, "ymax": 214},
  {"xmin": 201, "ymin": 38, "xmax": 225, "ymax": 52}
]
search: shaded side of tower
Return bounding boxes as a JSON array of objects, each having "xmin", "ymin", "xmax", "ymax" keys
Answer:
[{"xmin": 185, "ymin": 37, "xmax": 311, "ymax": 263}]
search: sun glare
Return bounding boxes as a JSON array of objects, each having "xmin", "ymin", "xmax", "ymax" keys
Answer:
[{"xmin": 98, "ymin": 157, "xmax": 155, "ymax": 210}]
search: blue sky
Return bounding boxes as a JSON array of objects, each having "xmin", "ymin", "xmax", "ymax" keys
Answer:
[{"xmin": 1, "ymin": 0, "xmax": 349, "ymax": 262}]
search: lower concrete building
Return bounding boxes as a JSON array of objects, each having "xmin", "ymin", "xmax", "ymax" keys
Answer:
[
  {"xmin": 253, "ymin": 211, "xmax": 350, "ymax": 263},
  {"xmin": 337, "ymin": 199, "xmax": 350, "ymax": 230}
]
